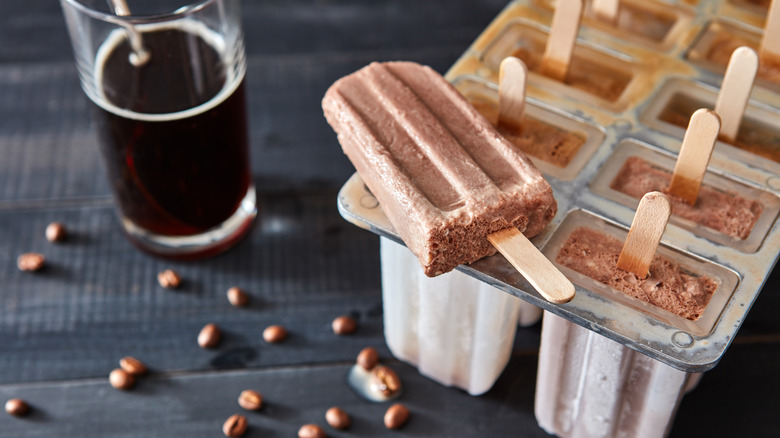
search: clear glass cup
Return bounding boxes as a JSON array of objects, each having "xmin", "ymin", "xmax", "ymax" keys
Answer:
[{"xmin": 60, "ymin": 0, "xmax": 256, "ymax": 258}]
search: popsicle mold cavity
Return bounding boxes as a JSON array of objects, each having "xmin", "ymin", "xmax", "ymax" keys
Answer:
[
  {"xmin": 468, "ymin": 97, "xmax": 584, "ymax": 168},
  {"xmin": 323, "ymin": 62, "xmax": 557, "ymax": 276},
  {"xmin": 481, "ymin": 22, "xmax": 635, "ymax": 104},
  {"xmin": 590, "ymin": 140, "xmax": 780, "ymax": 253},
  {"xmin": 533, "ymin": 0, "xmax": 692, "ymax": 49},
  {"xmin": 452, "ymin": 76, "xmax": 605, "ymax": 180},
  {"xmin": 545, "ymin": 210, "xmax": 739, "ymax": 336},
  {"xmin": 687, "ymin": 20, "xmax": 780, "ymax": 87},
  {"xmin": 557, "ymin": 226, "xmax": 716, "ymax": 321},
  {"xmin": 639, "ymin": 78, "xmax": 780, "ymax": 175},
  {"xmin": 612, "ymin": 157, "xmax": 762, "ymax": 240},
  {"xmin": 659, "ymin": 93, "xmax": 780, "ymax": 163}
]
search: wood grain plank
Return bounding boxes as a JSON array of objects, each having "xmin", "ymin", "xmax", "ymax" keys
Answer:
[
  {"xmin": 0, "ymin": 196, "xmax": 544, "ymax": 384},
  {"xmin": 0, "ymin": 342, "xmax": 778, "ymax": 437},
  {"xmin": 0, "ymin": 356, "xmax": 545, "ymax": 437},
  {"xmin": 0, "ymin": 194, "xmax": 381, "ymax": 383}
]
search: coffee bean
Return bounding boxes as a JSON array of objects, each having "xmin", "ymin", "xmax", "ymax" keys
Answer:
[
  {"xmin": 198, "ymin": 323, "xmax": 221, "ymax": 348},
  {"xmin": 298, "ymin": 423, "xmax": 326, "ymax": 438},
  {"xmin": 263, "ymin": 325, "xmax": 287, "ymax": 343},
  {"xmin": 331, "ymin": 315, "xmax": 357, "ymax": 335},
  {"xmin": 237, "ymin": 389, "xmax": 263, "ymax": 411},
  {"xmin": 109, "ymin": 368, "xmax": 135, "ymax": 390},
  {"xmin": 384, "ymin": 403, "xmax": 410, "ymax": 429},
  {"xmin": 4, "ymin": 398, "xmax": 30, "ymax": 417},
  {"xmin": 157, "ymin": 269, "xmax": 181, "ymax": 288},
  {"xmin": 356, "ymin": 347, "xmax": 379, "ymax": 371},
  {"xmin": 119, "ymin": 356, "xmax": 147, "ymax": 376},
  {"xmin": 45, "ymin": 222, "xmax": 67, "ymax": 242},
  {"xmin": 17, "ymin": 253, "xmax": 45, "ymax": 272},
  {"xmin": 222, "ymin": 414, "xmax": 248, "ymax": 437},
  {"xmin": 227, "ymin": 287, "xmax": 249, "ymax": 307},
  {"xmin": 325, "ymin": 406, "xmax": 350, "ymax": 430},
  {"xmin": 370, "ymin": 365, "xmax": 401, "ymax": 397}
]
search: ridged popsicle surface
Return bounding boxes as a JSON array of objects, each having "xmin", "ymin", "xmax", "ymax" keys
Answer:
[{"xmin": 323, "ymin": 61, "xmax": 556, "ymax": 276}]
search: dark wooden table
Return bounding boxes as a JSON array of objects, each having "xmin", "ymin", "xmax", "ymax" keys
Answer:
[{"xmin": 1, "ymin": 1, "xmax": 778, "ymax": 436}]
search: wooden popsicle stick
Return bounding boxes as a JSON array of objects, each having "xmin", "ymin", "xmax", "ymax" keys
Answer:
[
  {"xmin": 617, "ymin": 192, "xmax": 672, "ymax": 279},
  {"xmin": 488, "ymin": 228, "xmax": 575, "ymax": 304},
  {"xmin": 715, "ymin": 47, "xmax": 758, "ymax": 143},
  {"xmin": 540, "ymin": 0, "xmax": 584, "ymax": 82},
  {"xmin": 759, "ymin": 0, "xmax": 780, "ymax": 61},
  {"xmin": 498, "ymin": 57, "xmax": 528, "ymax": 129},
  {"xmin": 593, "ymin": 0, "xmax": 619, "ymax": 24},
  {"xmin": 667, "ymin": 109, "xmax": 721, "ymax": 205}
]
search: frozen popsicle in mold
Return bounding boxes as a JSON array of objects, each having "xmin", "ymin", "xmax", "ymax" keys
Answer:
[
  {"xmin": 456, "ymin": 78, "xmax": 588, "ymax": 169},
  {"xmin": 640, "ymin": 63, "xmax": 780, "ymax": 170},
  {"xmin": 495, "ymin": 57, "xmax": 587, "ymax": 170},
  {"xmin": 545, "ymin": 205, "xmax": 739, "ymax": 337},
  {"xmin": 558, "ymin": 224, "xmax": 717, "ymax": 321},
  {"xmin": 615, "ymin": 109, "xmax": 762, "ymax": 240},
  {"xmin": 558, "ymin": 193, "xmax": 716, "ymax": 322},
  {"xmin": 534, "ymin": 0, "xmax": 690, "ymax": 47},
  {"xmin": 591, "ymin": 139, "xmax": 779, "ymax": 253},
  {"xmin": 689, "ymin": 4, "xmax": 780, "ymax": 86},
  {"xmin": 482, "ymin": 19, "xmax": 635, "ymax": 104},
  {"xmin": 677, "ymin": 46, "xmax": 771, "ymax": 160},
  {"xmin": 611, "ymin": 156, "xmax": 764, "ymax": 240},
  {"xmin": 620, "ymin": 110, "xmax": 763, "ymax": 240},
  {"xmin": 535, "ymin": 311, "xmax": 700, "ymax": 438},
  {"xmin": 704, "ymin": 39, "xmax": 780, "ymax": 85},
  {"xmin": 323, "ymin": 61, "xmax": 573, "ymax": 303},
  {"xmin": 451, "ymin": 60, "xmax": 603, "ymax": 180},
  {"xmin": 658, "ymin": 94, "xmax": 780, "ymax": 163}
]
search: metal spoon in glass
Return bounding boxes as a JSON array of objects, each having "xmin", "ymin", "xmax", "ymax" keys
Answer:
[{"xmin": 107, "ymin": 0, "xmax": 150, "ymax": 66}]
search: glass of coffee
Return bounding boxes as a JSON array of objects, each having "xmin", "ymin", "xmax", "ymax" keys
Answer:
[{"xmin": 60, "ymin": 0, "xmax": 256, "ymax": 258}]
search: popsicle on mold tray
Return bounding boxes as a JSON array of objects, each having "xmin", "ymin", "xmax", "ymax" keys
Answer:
[{"xmin": 323, "ymin": 61, "xmax": 572, "ymax": 303}]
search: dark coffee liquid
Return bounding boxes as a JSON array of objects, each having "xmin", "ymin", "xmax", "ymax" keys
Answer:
[{"xmin": 93, "ymin": 24, "xmax": 250, "ymax": 236}]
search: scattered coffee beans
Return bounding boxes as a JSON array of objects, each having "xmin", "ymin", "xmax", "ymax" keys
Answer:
[
  {"xmin": 119, "ymin": 356, "xmax": 147, "ymax": 376},
  {"xmin": 17, "ymin": 253, "xmax": 45, "ymax": 272},
  {"xmin": 370, "ymin": 365, "xmax": 401, "ymax": 397},
  {"xmin": 45, "ymin": 222, "xmax": 67, "ymax": 242},
  {"xmin": 331, "ymin": 315, "xmax": 357, "ymax": 335},
  {"xmin": 263, "ymin": 325, "xmax": 287, "ymax": 343},
  {"xmin": 325, "ymin": 406, "xmax": 350, "ymax": 430},
  {"xmin": 157, "ymin": 269, "xmax": 181, "ymax": 288},
  {"xmin": 384, "ymin": 403, "xmax": 410, "ymax": 430},
  {"xmin": 4, "ymin": 398, "xmax": 30, "ymax": 417},
  {"xmin": 198, "ymin": 323, "xmax": 221, "ymax": 348},
  {"xmin": 356, "ymin": 347, "xmax": 379, "ymax": 371},
  {"xmin": 237, "ymin": 389, "xmax": 263, "ymax": 411},
  {"xmin": 227, "ymin": 287, "xmax": 249, "ymax": 307},
  {"xmin": 222, "ymin": 414, "xmax": 248, "ymax": 437},
  {"xmin": 298, "ymin": 423, "xmax": 326, "ymax": 438},
  {"xmin": 109, "ymin": 368, "xmax": 135, "ymax": 390}
]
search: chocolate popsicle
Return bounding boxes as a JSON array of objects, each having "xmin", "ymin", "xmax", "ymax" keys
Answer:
[{"xmin": 323, "ymin": 61, "xmax": 560, "ymax": 288}]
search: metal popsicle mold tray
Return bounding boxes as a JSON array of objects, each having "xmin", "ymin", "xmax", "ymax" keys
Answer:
[{"xmin": 337, "ymin": 0, "xmax": 780, "ymax": 373}]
